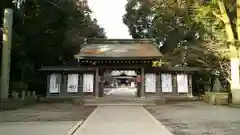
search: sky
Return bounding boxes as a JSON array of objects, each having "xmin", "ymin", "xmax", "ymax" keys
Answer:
[{"xmin": 87, "ymin": 0, "xmax": 132, "ymax": 39}]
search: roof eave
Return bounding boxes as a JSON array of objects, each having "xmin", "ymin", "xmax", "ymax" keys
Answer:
[{"xmin": 74, "ymin": 56, "xmax": 162, "ymax": 60}]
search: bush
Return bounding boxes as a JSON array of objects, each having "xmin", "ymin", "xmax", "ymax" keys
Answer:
[{"xmin": 11, "ymin": 82, "xmax": 28, "ymax": 92}]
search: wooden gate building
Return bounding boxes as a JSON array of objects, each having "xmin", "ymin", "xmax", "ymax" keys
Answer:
[{"xmin": 39, "ymin": 39, "xmax": 199, "ymax": 99}]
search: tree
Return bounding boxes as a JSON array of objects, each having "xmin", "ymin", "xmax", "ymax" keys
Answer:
[
  {"xmin": 1, "ymin": 0, "xmax": 106, "ymax": 96},
  {"xmin": 123, "ymin": 0, "xmax": 218, "ymax": 71},
  {"xmin": 191, "ymin": 0, "xmax": 240, "ymax": 103},
  {"xmin": 124, "ymin": 0, "xmax": 240, "ymax": 103},
  {"xmin": 123, "ymin": 0, "xmax": 200, "ymax": 53},
  {"xmin": 0, "ymin": 0, "xmax": 13, "ymax": 99}
]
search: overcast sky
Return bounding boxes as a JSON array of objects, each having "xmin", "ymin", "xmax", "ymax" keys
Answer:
[{"xmin": 88, "ymin": 0, "xmax": 132, "ymax": 39}]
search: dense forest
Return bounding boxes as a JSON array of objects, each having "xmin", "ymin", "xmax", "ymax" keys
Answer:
[
  {"xmin": 0, "ymin": 0, "xmax": 105, "ymax": 95},
  {"xmin": 123, "ymin": 0, "xmax": 240, "ymax": 92},
  {"xmin": 1, "ymin": 0, "xmax": 240, "ymax": 101}
]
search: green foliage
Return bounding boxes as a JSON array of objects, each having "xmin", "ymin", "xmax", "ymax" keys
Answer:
[
  {"xmin": 192, "ymin": 0, "xmax": 236, "ymax": 41},
  {"xmin": 123, "ymin": 0, "xmax": 232, "ymax": 84},
  {"xmin": 11, "ymin": 82, "xmax": 28, "ymax": 92},
  {"xmin": 123, "ymin": 0, "xmax": 202, "ymax": 53},
  {"xmin": 2, "ymin": 0, "xmax": 106, "ymax": 94},
  {"xmin": 123, "ymin": 0, "xmax": 234, "ymax": 50}
]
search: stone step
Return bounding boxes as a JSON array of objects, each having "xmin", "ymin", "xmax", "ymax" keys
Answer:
[
  {"xmin": 84, "ymin": 100, "xmax": 156, "ymax": 103},
  {"xmin": 85, "ymin": 99, "xmax": 159, "ymax": 102},
  {"xmin": 84, "ymin": 103, "xmax": 156, "ymax": 106},
  {"xmin": 84, "ymin": 96, "xmax": 200, "ymax": 106},
  {"xmin": 83, "ymin": 96, "xmax": 163, "ymax": 106},
  {"xmin": 39, "ymin": 96, "xmax": 200, "ymax": 106},
  {"xmin": 84, "ymin": 97, "xmax": 159, "ymax": 101}
]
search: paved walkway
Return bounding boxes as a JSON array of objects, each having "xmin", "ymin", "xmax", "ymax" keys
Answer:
[
  {"xmin": 74, "ymin": 106, "xmax": 173, "ymax": 135},
  {"xmin": 0, "ymin": 121, "xmax": 80, "ymax": 135},
  {"xmin": 104, "ymin": 87, "xmax": 137, "ymax": 96}
]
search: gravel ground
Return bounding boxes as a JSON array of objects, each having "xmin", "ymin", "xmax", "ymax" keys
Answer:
[
  {"xmin": 145, "ymin": 101, "xmax": 240, "ymax": 135},
  {"xmin": 0, "ymin": 103, "xmax": 96, "ymax": 122}
]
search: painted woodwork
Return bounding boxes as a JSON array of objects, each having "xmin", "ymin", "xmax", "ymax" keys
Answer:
[{"xmin": 45, "ymin": 69, "xmax": 195, "ymax": 98}]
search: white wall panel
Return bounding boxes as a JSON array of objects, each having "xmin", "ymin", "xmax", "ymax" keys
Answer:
[
  {"xmin": 67, "ymin": 74, "xmax": 79, "ymax": 93},
  {"xmin": 161, "ymin": 74, "xmax": 172, "ymax": 93},
  {"xmin": 49, "ymin": 74, "xmax": 61, "ymax": 93},
  {"xmin": 145, "ymin": 73, "xmax": 156, "ymax": 93},
  {"xmin": 177, "ymin": 74, "xmax": 188, "ymax": 93},
  {"xmin": 83, "ymin": 73, "xmax": 94, "ymax": 92}
]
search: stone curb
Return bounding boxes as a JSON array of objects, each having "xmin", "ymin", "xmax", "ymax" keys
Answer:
[
  {"xmin": 65, "ymin": 106, "xmax": 98, "ymax": 135},
  {"xmin": 142, "ymin": 106, "xmax": 174, "ymax": 135},
  {"xmin": 228, "ymin": 104, "xmax": 240, "ymax": 108},
  {"xmin": 64, "ymin": 121, "xmax": 83, "ymax": 135}
]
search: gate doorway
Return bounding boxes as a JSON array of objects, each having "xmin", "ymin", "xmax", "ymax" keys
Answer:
[{"xmin": 101, "ymin": 69, "xmax": 140, "ymax": 97}]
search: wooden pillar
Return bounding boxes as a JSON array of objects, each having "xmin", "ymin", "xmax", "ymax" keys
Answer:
[
  {"xmin": 159, "ymin": 73, "xmax": 164, "ymax": 97},
  {"xmin": 156, "ymin": 73, "xmax": 161, "ymax": 95},
  {"xmin": 46, "ymin": 74, "xmax": 50, "ymax": 97},
  {"xmin": 79, "ymin": 73, "xmax": 84, "ymax": 98},
  {"xmin": 95, "ymin": 68, "xmax": 99, "ymax": 98},
  {"xmin": 156, "ymin": 73, "xmax": 164, "ymax": 97},
  {"xmin": 172, "ymin": 73, "xmax": 178, "ymax": 95},
  {"xmin": 99, "ymin": 79, "xmax": 104, "ymax": 97},
  {"xmin": 140, "ymin": 68, "xmax": 145, "ymax": 98},
  {"xmin": 188, "ymin": 74, "xmax": 193, "ymax": 97},
  {"xmin": 60, "ymin": 73, "xmax": 66, "ymax": 96}
]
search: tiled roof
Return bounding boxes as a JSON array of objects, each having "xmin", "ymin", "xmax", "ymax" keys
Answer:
[{"xmin": 74, "ymin": 39, "xmax": 163, "ymax": 59}]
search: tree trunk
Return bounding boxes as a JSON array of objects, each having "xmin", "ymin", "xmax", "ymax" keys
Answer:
[
  {"xmin": 0, "ymin": 8, "xmax": 13, "ymax": 100},
  {"xmin": 21, "ymin": 67, "xmax": 24, "ymax": 82},
  {"xmin": 217, "ymin": 1, "xmax": 234, "ymax": 41},
  {"xmin": 237, "ymin": 0, "xmax": 240, "ymax": 39},
  {"xmin": 230, "ymin": 58, "xmax": 240, "ymax": 104},
  {"xmin": 215, "ymin": 0, "xmax": 240, "ymax": 104},
  {"xmin": 231, "ymin": 0, "xmax": 240, "ymax": 104}
]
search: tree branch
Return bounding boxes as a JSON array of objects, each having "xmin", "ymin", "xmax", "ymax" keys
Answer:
[
  {"xmin": 212, "ymin": 11, "xmax": 224, "ymax": 22},
  {"xmin": 44, "ymin": 0, "xmax": 62, "ymax": 9}
]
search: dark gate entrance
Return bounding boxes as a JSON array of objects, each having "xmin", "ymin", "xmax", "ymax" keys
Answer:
[{"xmin": 98, "ymin": 68, "xmax": 141, "ymax": 97}]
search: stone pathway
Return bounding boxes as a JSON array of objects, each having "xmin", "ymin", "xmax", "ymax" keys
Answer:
[
  {"xmin": 0, "ymin": 121, "xmax": 80, "ymax": 135},
  {"xmin": 104, "ymin": 87, "xmax": 137, "ymax": 96},
  {"xmin": 73, "ymin": 105, "xmax": 173, "ymax": 135},
  {"xmin": 146, "ymin": 102, "xmax": 240, "ymax": 135},
  {"xmin": 0, "ymin": 103, "xmax": 95, "ymax": 135}
]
